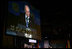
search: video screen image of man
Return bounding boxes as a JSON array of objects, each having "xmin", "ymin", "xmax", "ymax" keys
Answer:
[
  {"xmin": 24, "ymin": 5, "xmax": 34, "ymax": 31},
  {"xmin": 25, "ymin": 5, "xmax": 30, "ymax": 28},
  {"xmin": 18, "ymin": 4, "xmax": 35, "ymax": 30}
]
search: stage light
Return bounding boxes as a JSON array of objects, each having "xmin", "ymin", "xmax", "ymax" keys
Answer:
[
  {"xmin": 29, "ymin": 34, "xmax": 32, "ymax": 38},
  {"xmin": 24, "ymin": 33, "xmax": 32, "ymax": 38}
]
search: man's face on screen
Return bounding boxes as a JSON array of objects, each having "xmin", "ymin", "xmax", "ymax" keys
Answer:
[{"xmin": 25, "ymin": 5, "xmax": 30, "ymax": 17}]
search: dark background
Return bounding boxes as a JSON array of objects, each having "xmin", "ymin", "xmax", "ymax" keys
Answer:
[{"xmin": 0, "ymin": 0, "xmax": 72, "ymax": 48}]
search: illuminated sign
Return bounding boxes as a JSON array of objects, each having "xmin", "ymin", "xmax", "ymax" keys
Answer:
[{"xmin": 29, "ymin": 39, "xmax": 37, "ymax": 43}]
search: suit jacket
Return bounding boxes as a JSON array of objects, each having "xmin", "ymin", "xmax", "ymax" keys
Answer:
[{"xmin": 18, "ymin": 12, "xmax": 35, "ymax": 28}]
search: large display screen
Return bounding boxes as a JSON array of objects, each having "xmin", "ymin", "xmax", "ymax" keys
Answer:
[{"xmin": 6, "ymin": 1, "xmax": 41, "ymax": 39}]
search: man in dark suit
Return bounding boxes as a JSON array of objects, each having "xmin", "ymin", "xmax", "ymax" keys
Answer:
[{"xmin": 18, "ymin": 5, "xmax": 35, "ymax": 29}]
